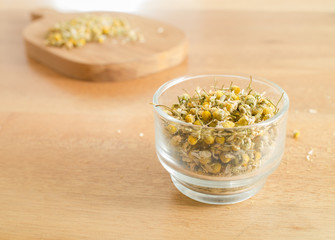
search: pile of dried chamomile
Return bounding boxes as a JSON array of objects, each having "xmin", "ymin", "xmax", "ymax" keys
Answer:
[
  {"xmin": 45, "ymin": 15, "xmax": 144, "ymax": 49},
  {"xmin": 158, "ymin": 79, "xmax": 283, "ymax": 177}
]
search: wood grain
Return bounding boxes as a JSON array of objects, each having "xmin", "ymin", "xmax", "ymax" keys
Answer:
[
  {"xmin": 1, "ymin": 7, "xmax": 335, "ymax": 240},
  {"xmin": 23, "ymin": 9, "xmax": 187, "ymax": 81},
  {"xmin": 2, "ymin": 0, "xmax": 335, "ymax": 12}
]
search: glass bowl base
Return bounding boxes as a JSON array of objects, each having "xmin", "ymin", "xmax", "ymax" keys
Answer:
[{"xmin": 171, "ymin": 175, "xmax": 265, "ymax": 205}]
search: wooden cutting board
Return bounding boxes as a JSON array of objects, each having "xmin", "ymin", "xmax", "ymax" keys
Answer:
[{"xmin": 23, "ymin": 9, "xmax": 188, "ymax": 81}]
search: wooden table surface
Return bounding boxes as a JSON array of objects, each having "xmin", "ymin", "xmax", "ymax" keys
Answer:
[{"xmin": 1, "ymin": 2, "xmax": 335, "ymax": 239}]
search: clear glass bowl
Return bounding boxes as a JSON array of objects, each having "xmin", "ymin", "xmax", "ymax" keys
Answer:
[{"xmin": 153, "ymin": 75, "xmax": 289, "ymax": 204}]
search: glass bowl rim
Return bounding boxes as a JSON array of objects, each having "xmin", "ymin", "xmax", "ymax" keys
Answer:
[{"xmin": 153, "ymin": 74, "xmax": 289, "ymax": 129}]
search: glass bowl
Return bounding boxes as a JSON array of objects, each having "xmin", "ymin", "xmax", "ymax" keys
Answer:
[{"xmin": 153, "ymin": 75, "xmax": 289, "ymax": 204}]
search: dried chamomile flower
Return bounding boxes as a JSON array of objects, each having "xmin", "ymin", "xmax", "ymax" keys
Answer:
[
  {"xmin": 188, "ymin": 136, "xmax": 198, "ymax": 145},
  {"xmin": 185, "ymin": 114, "xmax": 195, "ymax": 123},
  {"xmin": 202, "ymin": 111, "xmax": 212, "ymax": 122},
  {"xmin": 220, "ymin": 153, "xmax": 232, "ymax": 163},
  {"xmin": 222, "ymin": 121, "xmax": 235, "ymax": 128},
  {"xmin": 167, "ymin": 124, "xmax": 178, "ymax": 134},
  {"xmin": 204, "ymin": 135, "xmax": 215, "ymax": 145},
  {"xmin": 231, "ymin": 85, "xmax": 241, "ymax": 94},
  {"xmin": 293, "ymin": 130, "xmax": 300, "ymax": 139},
  {"xmin": 215, "ymin": 136, "xmax": 225, "ymax": 144}
]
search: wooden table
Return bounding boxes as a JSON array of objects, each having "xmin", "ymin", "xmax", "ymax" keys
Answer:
[{"xmin": 1, "ymin": 6, "xmax": 335, "ymax": 240}]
